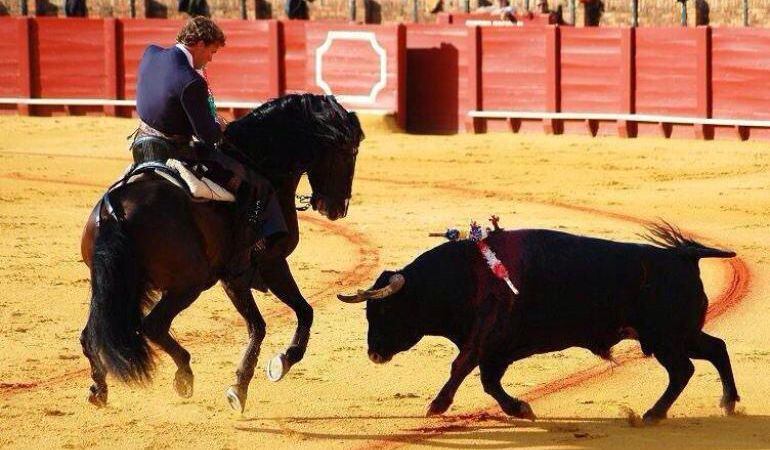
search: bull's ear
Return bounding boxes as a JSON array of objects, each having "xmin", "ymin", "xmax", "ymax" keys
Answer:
[{"xmin": 372, "ymin": 270, "xmax": 397, "ymax": 290}]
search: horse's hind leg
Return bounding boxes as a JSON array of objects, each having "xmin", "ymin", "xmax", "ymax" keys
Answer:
[
  {"xmin": 80, "ymin": 325, "xmax": 108, "ymax": 407},
  {"xmin": 221, "ymin": 279, "xmax": 266, "ymax": 413},
  {"xmin": 141, "ymin": 289, "xmax": 201, "ymax": 398},
  {"xmin": 687, "ymin": 331, "xmax": 740, "ymax": 414},
  {"xmin": 259, "ymin": 259, "xmax": 313, "ymax": 376}
]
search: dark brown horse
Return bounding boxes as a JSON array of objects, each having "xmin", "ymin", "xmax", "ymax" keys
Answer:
[{"xmin": 80, "ymin": 94, "xmax": 364, "ymax": 412}]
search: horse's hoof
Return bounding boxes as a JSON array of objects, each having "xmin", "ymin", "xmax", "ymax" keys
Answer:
[
  {"xmin": 515, "ymin": 401, "xmax": 537, "ymax": 421},
  {"xmin": 87, "ymin": 385, "xmax": 107, "ymax": 408},
  {"xmin": 174, "ymin": 370, "xmax": 194, "ymax": 398},
  {"xmin": 226, "ymin": 386, "xmax": 246, "ymax": 413},
  {"xmin": 266, "ymin": 353, "xmax": 290, "ymax": 382}
]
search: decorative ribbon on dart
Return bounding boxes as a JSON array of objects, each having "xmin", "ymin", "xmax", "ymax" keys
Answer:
[{"xmin": 469, "ymin": 220, "xmax": 519, "ymax": 295}]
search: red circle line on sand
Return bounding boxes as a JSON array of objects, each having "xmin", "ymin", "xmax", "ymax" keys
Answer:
[{"xmin": 351, "ymin": 178, "xmax": 752, "ymax": 450}]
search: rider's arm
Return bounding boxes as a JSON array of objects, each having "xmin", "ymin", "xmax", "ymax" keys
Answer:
[{"xmin": 180, "ymin": 78, "xmax": 223, "ymax": 147}]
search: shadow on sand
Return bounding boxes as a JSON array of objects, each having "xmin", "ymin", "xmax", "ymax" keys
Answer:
[{"xmin": 235, "ymin": 414, "xmax": 770, "ymax": 449}]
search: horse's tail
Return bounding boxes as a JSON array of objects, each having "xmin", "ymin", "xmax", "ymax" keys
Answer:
[{"xmin": 86, "ymin": 212, "xmax": 155, "ymax": 384}]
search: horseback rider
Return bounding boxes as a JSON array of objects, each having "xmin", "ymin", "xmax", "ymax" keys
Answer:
[{"xmin": 131, "ymin": 16, "xmax": 285, "ymax": 283}]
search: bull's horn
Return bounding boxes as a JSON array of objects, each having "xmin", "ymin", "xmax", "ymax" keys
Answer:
[
  {"xmin": 364, "ymin": 274, "xmax": 405, "ymax": 300},
  {"xmin": 337, "ymin": 274, "xmax": 405, "ymax": 303},
  {"xmin": 337, "ymin": 291, "xmax": 367, "ymax": 303}
]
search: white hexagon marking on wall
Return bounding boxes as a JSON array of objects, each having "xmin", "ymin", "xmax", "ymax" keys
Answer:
[{"xmin": 315, "ymin": 31, "xmax": 388, "ymax": 105}]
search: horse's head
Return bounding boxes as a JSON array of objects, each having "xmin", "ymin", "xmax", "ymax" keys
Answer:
[
  {"xmin": 225, "ymin": 94, "xmax": 365, "ymax": 220},
  {"xmin": 306, "ymin": 102, "xmax": 363, "ymax": 221}
]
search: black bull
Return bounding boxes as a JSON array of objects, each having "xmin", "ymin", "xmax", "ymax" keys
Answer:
[{"xmin": 338, "ymin": 225, "xmax": 740, "ymax": 424}]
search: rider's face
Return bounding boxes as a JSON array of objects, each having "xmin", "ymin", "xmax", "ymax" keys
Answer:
[{"xmin": 189, "ymin": 42, "xmax": 220, "ymax": 70}]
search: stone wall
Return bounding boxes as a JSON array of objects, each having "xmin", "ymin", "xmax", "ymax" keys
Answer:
[{"xmin": 1, "ymin": 0, "xmax": 768, "ymax": 26}]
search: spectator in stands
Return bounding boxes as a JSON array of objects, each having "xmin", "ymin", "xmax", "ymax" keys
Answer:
[
  {"xmin": 64, "ymin": 0, "xmax": 86, "ymax": 16},
  {"xmin": 285, "ymin": 0, "xmax": 313, "ymax": 19},
  {"xmin": 695, "ymin": 0, "xmax": 710, "ymax": 25},
  {"xmin": 581, "ymin": 0, "xmax": 603, "ymax": 26},
  {"xmin": 178, "ymin": 0, "xmax": 210, "ymax": 17},
  {"xmin": 429, "ymin": 0, "xmax": 443, "ymax": 14},
  {"xmin": 475, "ymin": 0, "xmax": 518, "ymax": 22}
]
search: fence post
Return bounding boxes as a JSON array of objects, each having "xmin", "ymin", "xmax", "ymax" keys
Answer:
[
  {"xmin": 743, "ymin": 0, "xmax": 748, "ymax": 26},
  {"xmin": 269, "ymin": 20, "xmax": 284, "ymax": 99},
  {"xmin": 465, "ymin": 25, "xmax": 484, "ymax": 133},
  {"xmin": 396, "ymin": 24, "xmax": 407, "ymax": 130},
  {"xmin": 17, "ymin": 17, "xmax": 33, "ymax": 116},
  {"xmin": 544, "ymin": 26, "xmax": 561, "ymax": 134},
  {"xmin": 617, "ymin": 26, "xmax": 636, "ymax": 138},
  {"xmin": 103, "ymin": 18, "xmax": 120, "ymax": 117},
  {"xmin": 695, "ymin": 26, "xmax": 713, "ymax": 140},
  {"xmin": 630, "ymin": 0, "xmax": 638, "ymax": 27}
]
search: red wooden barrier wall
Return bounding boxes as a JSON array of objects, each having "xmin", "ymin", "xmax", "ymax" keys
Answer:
[
  {"xmin": 305, "ymin": 23, "xmax": 406, "ymax": 128},
  {"xmin": 5, "ymin": 17, "xmax": 770, "ymax": 140},
  {"xmin": 283, "ymin": 20, "xmax": 308, "ymax": 93},
  {"xmin": 560, "ymin": 27, "xmax": 623, "ymax": 136},
  {"xmin": 712, "ymin": 28, "xmax": 770, "ymax": 139},
  {"xmin": 0, "ymin": 19, "xmax": 22, "ymax": 98}
]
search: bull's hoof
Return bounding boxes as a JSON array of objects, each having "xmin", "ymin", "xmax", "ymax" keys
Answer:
[
  {"xmin": 266, "ymin": 353, "xmax": 291, "ymax": 382},
  {"xmin": 87, "ymin": 385, "xmax": 107, "ymax": 408},
  {"xmin": 426, "ymin": 397, "xmax": 452, "ymax": 417},
  {"xmin": 174, "ymin": 369, "xmax": 194, "ymax": 398},
  {"xmin": 642, "ymin": 409, "xmax": 665, "ymax": 425},
  {"xmin": 226, "ymin": 385, "xmax": 247, "ymax": 413},
  {"xmin": 720, "ymin": 395, "xmax": 740, "ymax": 415}
]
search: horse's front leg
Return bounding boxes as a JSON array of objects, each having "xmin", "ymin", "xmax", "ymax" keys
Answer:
[
  {"xmin": 221, "ymin": 279, "xmax": 266, "ymax": 413},
  {"xmin": 259, "ymin": 258, "xmax": 312, "ymax": 381}
]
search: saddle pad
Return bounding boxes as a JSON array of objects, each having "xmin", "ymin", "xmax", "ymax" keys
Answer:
[{"xmin": 165, "ymin": 159, "xmax": 235, "ymax": 202}]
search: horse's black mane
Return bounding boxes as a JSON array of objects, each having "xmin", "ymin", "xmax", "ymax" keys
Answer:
[{"xmin": 224, "ymin": 93, "xmax": 364, "ymax": 179}]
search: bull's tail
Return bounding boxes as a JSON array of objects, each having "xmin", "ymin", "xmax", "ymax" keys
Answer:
[
  {"xmin": 640, "ymin": 221, "xmax": 736, "ymax": 259},
  {"xmin": 86, "ymin": 213, "xmax": 155, "ymax": 384}
]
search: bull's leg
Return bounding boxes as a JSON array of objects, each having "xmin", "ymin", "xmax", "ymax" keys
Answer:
[
  {"xmin": 426, "ymin": 346, "xmax": 479, "ymax": 416},
  {"xmin": 644, "ymin": 348, "xmax": 694, "ymax": 424},
  {"xmin": 141, "ymin": 289, "xmax": 200, "ymax": 399},
  {"xmin": 259, "ymin": 258, "xmax": 312, "ymax": 377},
  {"xmin": 687, "ymin": 331, "xmax": 740, "ymax": 414},
  {"xmin": 80, "ymin": 325, "xmax": 108, "ymax": 407},
  {"xmin": 479, "ymin": 361, "xmax": 536, "ymax": 421},
  {"xmin": 221, "ymin": 279, "xmax": 267, "ymax": 413}
]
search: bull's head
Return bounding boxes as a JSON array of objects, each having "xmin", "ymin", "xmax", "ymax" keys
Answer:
[{"xmin": 337, "ymin": 271, "xmax": 424, "ymax": 364}]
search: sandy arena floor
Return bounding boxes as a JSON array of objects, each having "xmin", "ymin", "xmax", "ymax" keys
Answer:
[{"xmin": 0, "ymin": 115, "xmax": 769, "ymax": 449}]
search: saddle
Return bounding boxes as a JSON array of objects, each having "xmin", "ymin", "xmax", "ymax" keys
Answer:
[{"xmin": 128, "ymin": 136, "xmax": 236, "ymax": 202}]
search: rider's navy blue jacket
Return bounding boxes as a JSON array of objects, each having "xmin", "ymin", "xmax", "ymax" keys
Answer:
[{"xmin": 136, "ymin": 45, "xmax": 222, "ymax": 146}]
